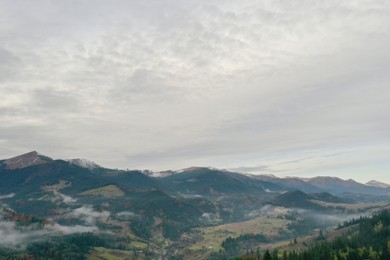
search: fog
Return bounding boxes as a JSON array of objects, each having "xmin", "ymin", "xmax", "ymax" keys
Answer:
[
  {"xmin": 70, "ymin": 205, "xmax": 110, "ymax": 225},
  {"xmin": 116, "ymin": 211, "xmax": 139, "ymax": 220},
  {"xmin": 0, "ymin": 193, "xmax": 15, "ymax": 200},
  {"xmin": 0, "ymin": 220, "xmax": 49, "ymax": 247},
  {"xmin": 0, "ymin": 204, "xmax": 106, "ymax": 248},
  {"xmin": 54, "ymin": 191, "xmax": 77, "ymax": 204},
  {"xmin": 0, "ymin": 217, "xmax": 98, "ymax": 248}
]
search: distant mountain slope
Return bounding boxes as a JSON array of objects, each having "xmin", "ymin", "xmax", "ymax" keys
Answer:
[
  {"xmin": 0, "ymin": 152, "xmax": 160, "ymax": 195},
  {"xmin": 67, "ymin": 158, "xmax": 100, "ymax": 169},
  {"xmin": 309, "ymin": 192, "xmax": 349, "ymax": 203},
  {"xmin": 2, "ymin": 152, "xmax": 390, "ymax": 199},
  {"xmin": 100, "ymin": 170, "xmax": 160, "ymax": 190},
  {"xmin": 0, "ymin": 159, "xmax": 109, "ymax": 195},
  {"xmin": 306, "ymin": 176, "xmax": 389, "ymax": 195},
  {"xmin": 251, "ymin": 174, "xmax": 390, "ymax": 196},
  {"xmin": 366, "ymin": 180, "xmax": 390, "ymax": 188},
  {"xmin": 271, "ymin": 190, "xmax": 348, "ymax": 210},
  {"xmin": 1, "ymin": 151, "xmax": 52, "ymax": 170},
  {"xmin": 251, "ymin": 174, "xmax": 322, "ymax": 193},
  {"xmin": 159, "ymin": 167, "xmax": 282, "ymax": 197},
  {"xmin": 272, "ymin": 190, "xmax": 313, "ymax": 208}
]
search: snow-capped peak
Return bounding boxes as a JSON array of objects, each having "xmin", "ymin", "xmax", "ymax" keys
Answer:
[
  {"xmin": 142, "ymin": 170, "xmax": 175, "ymax": 178},
  {"xmin": 67, "ymin": 158, "xmax": 100, "ymax": 169}
]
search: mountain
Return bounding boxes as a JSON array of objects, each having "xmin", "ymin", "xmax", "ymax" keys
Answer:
[
  {"xmin": 252, "ymin": 174, "xmax": 390, "ymax": 197},
  {"xmin": 1, "ymin": 151, "xmax": 390, "ymax": 259},
  {"xmin": 305, "ymin": 176, "xmax": 389, "ymax": 195},
  {"xmin": 142, "ymin": 169, "xmax": 176, "ymax": 178},
  {"xmin": 101, "ymin": 169, "xmax": 160, "ymax": 190},
  {"xmin": 67, "ymin": 158, "xmax": 100, "ymax": 169},
  {"xmin": 2, "ymin": 152, "xmax": 390, "ymax": 200},
  {"xmin": 0, "ymin": 151, "xmax": 52, "ymax": 170},
  {"xmin": 366, "ymin": 180, "xmax": 390, "ymax": 188},
  {"xmin": 0, "ymin": 158, "xmax": 109, "ymax": 198},
  {"xmin": 251, "ymin": 174, "xmax": 323, "ymax": 193},
  {"xmin": 159, "ymin": 167, "xmax": 282, "ymax": 197},
  {"xmin": 0, "ymin": 152, "xmax": 229, "ymax": 240},
  {"xmin": 271, "ymin": 190, "xmax": 350, "ymax": 211},
  {"xmin": 309, "ymin": 192, "xmax": 349, "ymax": 204}
]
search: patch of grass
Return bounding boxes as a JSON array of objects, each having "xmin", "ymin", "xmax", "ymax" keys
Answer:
[
  {"xmin": 129, "ymin": 241, "xmax": 148, "ymax": 249},
  {"xmin": 311, "ymin": 201, "xmax": 389, "ymax": 210},
  {"xmin": 189, "ymin": 216, "xmax": 289, "ymax": 253},
  {"xmin": 41, "ymin": 180, "xmax": 71, "ymax": 191},
  {"xmin": 80, "ymin": 185, "xmax": 125, "ymax": 197},
  {"xmin": 88, "ymin": 247, "xmax": 142, "ymax": 260}
]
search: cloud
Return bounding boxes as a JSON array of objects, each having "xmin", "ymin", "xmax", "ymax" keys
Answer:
[
  {"xmin": 45, "ymin": 223, "xmax": 98, "ymax": 235},
  {"xmin": 0, "ymin": 0, "xmax": 389, "ymax": 183},
  {"xmin": 0, "ymin": 220, "xmax": 47, "ymax": 247},
  {"xmin": 70, "ymin": 206, "xmax": 110, "ymax": 224},
  {"xmin": 199, "ymin": 212, "xmax": 220, "ymax": 223},
  {"xmin": 0, "ymin": 206, "xmax": 101, "ymax": 247},
  {"xmin": 0, "ymin": 193, "xmax": 15, "ymax": 200},
  {"xmin": 227, "ymin": 165, "xmax": 272, "ymax": 174},
  {"xmin": 0, "ymin": 48, "xmax": 22, "ymax": 81},
  {"xmin": 54, "ymin": 192, "xmax": 77, "ymax": 204},
  {"xmin": 0, "ymin": 219, "xmax": 100, "ymax": 247},
  {"xmin": 116, "ymin": 211, "xmax": 139, "ymax": 220}
]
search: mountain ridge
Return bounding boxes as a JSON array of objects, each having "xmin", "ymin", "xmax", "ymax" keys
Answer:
[
  {"xmin": 1, "ymin": 151, "xmax": 389, "ymax": 198},
  {"xmin": 1, "ymin": 151, "xmax": 52, "ymax": 170}
]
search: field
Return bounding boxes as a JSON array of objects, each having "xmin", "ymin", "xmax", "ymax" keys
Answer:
[
  {"xmin": 311, "ymin": 200, "xmax": 390, "ymax": 211},
  {"xmin": 129, "ymin": 241, "xmax": 148, "ymax": 249},
  {"xmin": 88, "ymin": 247, "xmax": 145, "ymax": 260},
  {"xmin": 183, "ymin": 214, "xmax": 290, "ymax": 259},
  {"xmin": 41, "ymin": 180, "xmax": 71, "ymax": 191},
  {"xmin": 79, "ymin": 185, "xmax": 125, "ymax": 197}
]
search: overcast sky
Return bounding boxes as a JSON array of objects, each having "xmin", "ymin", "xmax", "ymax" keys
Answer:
[{"xmin": 1, "ymin": 0, "xmax": 389, "ymax": 183}]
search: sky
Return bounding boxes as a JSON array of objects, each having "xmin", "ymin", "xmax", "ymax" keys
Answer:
[{"xmin": 0, "ymin": 0, "xmax": 389, "ymax": 183}]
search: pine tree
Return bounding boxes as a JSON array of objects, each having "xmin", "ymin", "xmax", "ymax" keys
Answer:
[
  {"xmin": 272, "ymin": 249, "xmax": 279, "ymax": 260},
  {"xmin": 381, "ymin": 240, "xmax": 389, "ymax": 260},
  {"xmin": 263, "ymin": 249, "xmax": 272, "ymax": 260}
]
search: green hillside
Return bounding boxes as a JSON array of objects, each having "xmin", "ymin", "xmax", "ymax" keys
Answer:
[{"xmin": 237, "ymin": 210, "xmax": 390, "ymax": 260}]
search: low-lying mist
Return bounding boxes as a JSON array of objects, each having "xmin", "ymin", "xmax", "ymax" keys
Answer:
[{"xmin": 0, "ymin": 203, "xmax": 109, "ymax": 248}]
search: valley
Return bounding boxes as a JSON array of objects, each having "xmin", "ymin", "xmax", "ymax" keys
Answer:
[{"xmin": 1, "ymin": 152, "xmax": 390, "ymax": 259}]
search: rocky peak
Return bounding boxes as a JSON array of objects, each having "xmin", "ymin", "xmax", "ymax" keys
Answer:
[{"xmin": 2, "ymin": 151, "xmax": 52, "ymax": 170}]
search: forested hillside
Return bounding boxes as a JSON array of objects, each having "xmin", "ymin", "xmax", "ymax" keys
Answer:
[{"xmin": 236, "ymin": 210, "xmax": 390, "ymax": 260}]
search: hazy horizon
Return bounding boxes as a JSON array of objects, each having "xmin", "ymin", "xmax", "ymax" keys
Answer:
[{"xmin": 1, "ymin": 1, "xmax": 389, "ymax": 183}]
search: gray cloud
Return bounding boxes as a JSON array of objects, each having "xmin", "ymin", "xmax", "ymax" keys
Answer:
[
  {"xmin": 0, "ymin": 48, "xmax": 23, "ymax": 81},
  {"xmin": 0, "ymin": 0, "xmax": 389, "ymax": 183}
]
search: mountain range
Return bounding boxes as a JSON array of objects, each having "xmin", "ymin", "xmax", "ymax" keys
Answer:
[
  {"xmin": 0, "ymin": 151, "xmax": 388, "ymax": 226},
  {"xmin": 1, "ymin": 151, "xmax": 389, "ymax": 199},
  {"xmin": 1, "ymin": 152, "xmax": 388, "ymax": 194},
  {"xmin": 1, "ymin": 151, "xmax": 390, "ymax": 259}
]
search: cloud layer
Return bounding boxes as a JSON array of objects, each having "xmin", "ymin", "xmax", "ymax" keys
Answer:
[{"xmin": 0, "ymin": 0, "xmax": 389, "ymax": 182}]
